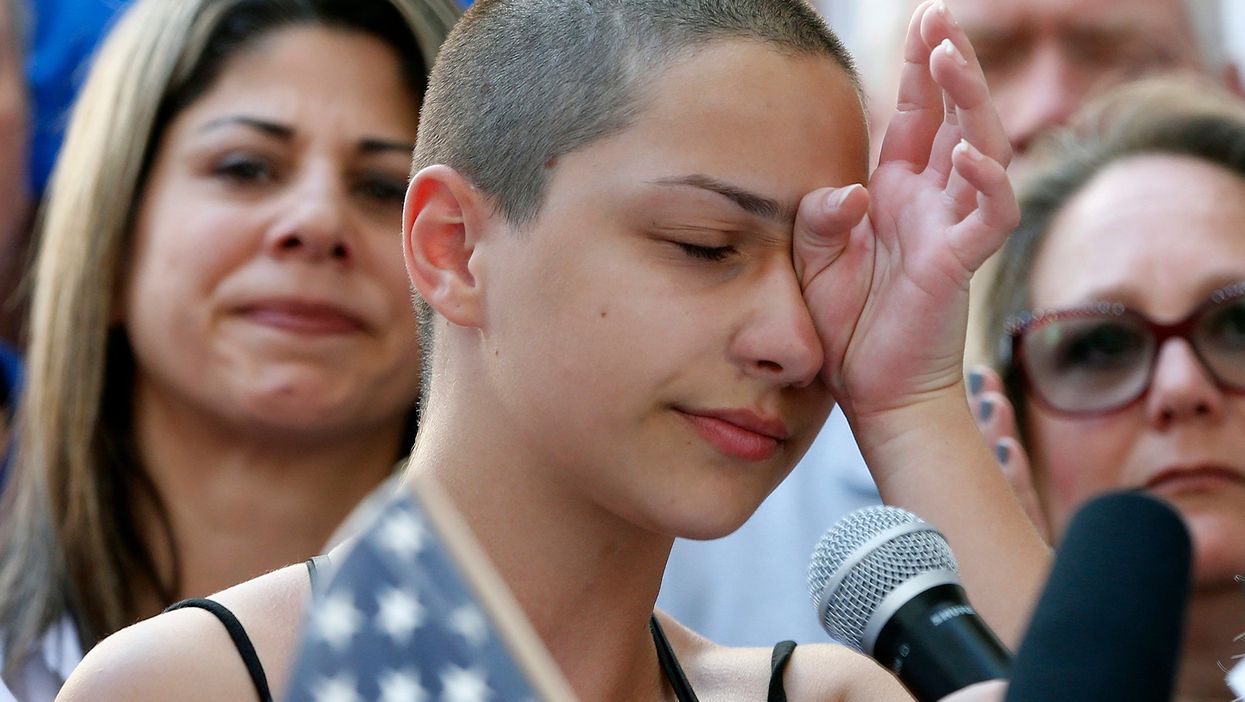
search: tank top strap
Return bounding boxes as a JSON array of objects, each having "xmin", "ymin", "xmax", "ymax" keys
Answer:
[
  {"xmin": 768, "ymin": 640, "xmax": 798, "ymax": 702},
  {"xmin": 164, "ymin": 597, "xmax": 273, "ymax": 702},
  {"xmin": 649, "ymin": 615, "xmax": 700, "ymax": 702}
]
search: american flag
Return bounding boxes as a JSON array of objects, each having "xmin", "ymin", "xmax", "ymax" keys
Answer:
[{"xmin": 284, "ymin": 489, "xmax": 558, "ymax": 702}]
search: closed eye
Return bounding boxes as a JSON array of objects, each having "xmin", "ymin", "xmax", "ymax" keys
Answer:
[{"xmin": 675, "ymin": 242, "xmax": 734, "ymax": 262}]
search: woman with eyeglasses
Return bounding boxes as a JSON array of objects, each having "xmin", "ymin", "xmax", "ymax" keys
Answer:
[{"xmin": 979, "ymin": 77, "xmax": 1245, "ymax": 701}]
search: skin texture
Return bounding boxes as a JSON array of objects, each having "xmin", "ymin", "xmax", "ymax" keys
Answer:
[
  {"xmin": 1024, "ymin": 154, "xmax": 1245, "ymax": 699},
  {"xmin": 59, "ymin": 4, "xmax": 1037, "ymax": 701},
  {"xmin": 121, "ymin": 26, "xmax": 424, "ymax": 614}
]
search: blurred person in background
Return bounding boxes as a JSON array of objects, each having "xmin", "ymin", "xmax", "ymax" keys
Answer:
[
  {"xmin": 659, "ymin": 0, "xmax": 1244, "ymax": 648},
  {"xmin": 0, "ymin": 0, "xmax": 28, "ymax": 436},
  {"xmin": 0, "ymin": 0, "xmax": 458, "ymax": 699},
  {"xmin": 854, "ymin": 0, "xmax": 1242, "ymax": 181},
  {"xmin": 982, "ymin": 77, "xmax": 1245, "ymax": 700}
]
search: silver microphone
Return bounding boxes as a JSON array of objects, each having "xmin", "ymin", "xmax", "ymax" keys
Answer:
[{"xmin": 808, "ymin": 506, "xmax": 1010, "ymax": 702}]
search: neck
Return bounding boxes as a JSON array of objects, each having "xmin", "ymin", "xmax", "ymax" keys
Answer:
[
  {"xmin": 408, "ymin": 397, "xmax": 675, "ymax": 701},
  {"xmin": 130, "ymin": 378, "xmax": 402, "ymax": 617},
  {"xmin": 1177, "ymin": 586, "xmax": 1245, "ymax": 701}
]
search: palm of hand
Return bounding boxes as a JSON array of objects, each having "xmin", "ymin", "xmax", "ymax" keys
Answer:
[{"xmin": 797, "ymin": 0, "xmax": 1017, "ymax": 420}]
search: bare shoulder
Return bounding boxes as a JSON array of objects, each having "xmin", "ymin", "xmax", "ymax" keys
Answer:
[
  {"xmin": 57, "ymin": 563, "xmax": 313, "ymax": 702},
  {"xmin": 654, "ymin": 613, "xmax": 911, "ymax": 702}
]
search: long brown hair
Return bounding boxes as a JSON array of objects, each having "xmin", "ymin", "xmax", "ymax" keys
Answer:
[{"xmin": 0, "ymin": 0, "xmax": 458, "ymax": 674}]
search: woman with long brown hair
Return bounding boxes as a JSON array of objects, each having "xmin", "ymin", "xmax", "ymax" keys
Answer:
[{"xmin": 0, "ymin": 0, "xmax": 457, "ymax": 698}]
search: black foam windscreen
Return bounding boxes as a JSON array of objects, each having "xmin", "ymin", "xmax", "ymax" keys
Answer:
[{"xmin": 1007, "ymin": 490, "xmax": 1192, "ymax": 702}]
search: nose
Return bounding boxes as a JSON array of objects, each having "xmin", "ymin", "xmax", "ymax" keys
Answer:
[
  {"xmin": 265, "ymin": 166, "xmax": 353, "ymax": 263},
  {"xmin": 1145, "ymin": 338, "xmax": 1225, "ymax": 428},
  {"xmin": 729, "ymin": 262, "xmax": 824, "ymax": 388},
  {"xmin": 998, "ymin": 45, "xmax": 1087, "ymax": 157}
]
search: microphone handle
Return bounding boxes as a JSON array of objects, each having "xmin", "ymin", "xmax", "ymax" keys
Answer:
[{"xmin": 872, "ymin": 583, "xmax": 1012, "ymax": 702}]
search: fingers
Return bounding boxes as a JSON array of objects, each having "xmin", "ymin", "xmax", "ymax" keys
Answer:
[
  {"xmin": 876, "ymin": 0, "xmax": 944, "ymax": 171},
  {"xmin": 924, "ymin": 39, "xmax": 967, "ymax": 181},
  {"xmin": 995, "ymin": 437, "xmax": 1052, "ymax": 543},
  {"xmin": 947, "ymin": 139, "xmax": 1018, "ymax": 271},
  {"xmin": 792, "ymin": 184, "xmax": 870, "ymax": 283},
  {"xmin": 922, "ymin": 2, "xmax": 1011, "ymax": 170},
  {"xmin": 967, "ymin": 365, "xmax": 1053, "ymax": 543}
]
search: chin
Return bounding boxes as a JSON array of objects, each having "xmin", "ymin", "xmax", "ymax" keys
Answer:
[
  {"xmin": 1182, "ymin": 509, "xmax": 1245, "ymax": 590},
  {"xmin": 663, "ymin": 500, "xmax": 757, "ymax": 541}
]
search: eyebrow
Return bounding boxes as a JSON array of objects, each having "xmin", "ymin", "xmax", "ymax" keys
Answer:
[
  {"xmin": 651, "ymin": 174, "xmax": 796, "ymax": 223},
  {"xmin": 197, "ymin": 116, "xmax": 414, "ymax": 155}
]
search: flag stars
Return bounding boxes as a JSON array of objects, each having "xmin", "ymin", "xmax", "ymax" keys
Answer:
[
  {"xmin": 448, "ymin": 605, "xmax": 490, "ymax": 648},
  {"xmin": 378, "ymin": 669, "xmax": 428, "ymax": 702},
  {"xmin": 315, "ymin": 591, "xmax": 363, "ymax": 651},
  {"xmin": 375, "ymin": 510, "xmax": 429, "ymax": 561},
  {"xmin": 440, "ymin": 664, "xmax": 492, "ymax": 702},
  {"xmin": 376, "ymin": 587, "xmax": 425, "ymax": 644},
  {"xmin": 311, "ymin": 673, "xmax": 361, "ymax": 702}
]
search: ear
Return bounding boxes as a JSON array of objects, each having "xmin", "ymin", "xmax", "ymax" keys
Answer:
[
  {"xmin": 403, "ymin": 165, "xmax": 487, "ymax": 329},
  {"xmin": 1222, "ymin": 63, "xmax": 1245, "ymax": 101}
]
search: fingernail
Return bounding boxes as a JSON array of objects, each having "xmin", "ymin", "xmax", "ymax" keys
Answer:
[
  {"xmin": 936, "ymin": 0, "xmax": 960, "ymax": 27},
  {"xmin": 955, "ymin": 138, "xmax": 982, "ymax": 161},
  {"xmin": 967, "ymin": 370, "xmax": 984, "ymax": 396},
  {"xmin": 826, "ymin": 183, "xmax": 859, "ymax": 210},
  {"xmin": 995, "ymin": 441, "xmax": 1010, "ymax": 465},
  {"xmin": 978, "ymin": 398, "xmax": 994, "ymax": 423},
  {"xmin": 941, "ymin": 38, "xmax": 968, "ymax": 67}
]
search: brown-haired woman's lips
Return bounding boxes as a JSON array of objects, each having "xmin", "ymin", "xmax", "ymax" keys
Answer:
[{"xmin": 236, "ymin": 299, "xmax": 369, "ymax": 335}]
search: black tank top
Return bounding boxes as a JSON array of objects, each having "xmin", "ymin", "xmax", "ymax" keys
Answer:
[{"xmin": 166, "ymin": 559, "xmax": 799, "ymax": 702}]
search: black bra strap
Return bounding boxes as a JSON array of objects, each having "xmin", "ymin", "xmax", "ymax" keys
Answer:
[
  {"xmin": 768, "ymin": 640, "xmax": 798, "ymax": 702},
  {"xmin": 165, "ymin": 598, "xmax": 273, "ymax": 702},
  {"xmin": 649, "ymin": 615, "xmax": 700, "ymax": 702}
]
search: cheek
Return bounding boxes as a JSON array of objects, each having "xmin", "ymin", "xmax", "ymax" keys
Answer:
[{"xmin": 1026, "ymin": 407, "xmax": 1137, "ymax": 538}]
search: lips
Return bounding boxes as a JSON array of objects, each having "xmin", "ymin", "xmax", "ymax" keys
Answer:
[
  {"xmin": 237, "ymin": 299, "xmax": 368, "ymax": 335},
  {"xmin": 678, "ymin": 408, "xmax": 789, "ymax": 461},
  {"xmin": 1144, "ymin": 465, "xmax": 1245, "ymax": 496}
]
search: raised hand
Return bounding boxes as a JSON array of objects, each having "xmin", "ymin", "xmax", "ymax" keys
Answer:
[
  {"xmin": 794, "ymin": 0, "xmax": 1018, "ymax": 422},
  {"xmin": 794, "ymin": 3, "xmax": 1050, "ymax": 645}
]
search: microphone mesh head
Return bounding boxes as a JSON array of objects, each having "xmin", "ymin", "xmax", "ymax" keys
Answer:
[{"xmin": 807, "ymin": 505, "xmax": 959, "ymax": 652}]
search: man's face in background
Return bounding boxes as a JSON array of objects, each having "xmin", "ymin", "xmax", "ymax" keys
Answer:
[{"xmin": 854, "ymin": 0, "xmax": 1237, "ymax": 181}]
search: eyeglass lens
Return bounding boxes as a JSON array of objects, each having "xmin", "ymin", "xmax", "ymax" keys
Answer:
[{"xmin": 1020, "ymin": 293, "xmax": 1245, "ymax": 413}]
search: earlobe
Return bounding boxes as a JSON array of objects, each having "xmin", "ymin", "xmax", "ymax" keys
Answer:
[
  {"xmin": 402, "ymin": 165, "xmax": 486, "ymax": 329},
  {"xmin": 1224, "ymin": 64, "xmax": 1245, "ymax": 100}
]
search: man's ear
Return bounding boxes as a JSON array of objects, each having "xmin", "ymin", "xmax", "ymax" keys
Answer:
[
  {"xmin": 403, "ymin": 165, "xmax": 487, "ymax": 329},
  {"xmin": 1223, "ymin": 63, "xmax": 1245, "ymax": 100}
]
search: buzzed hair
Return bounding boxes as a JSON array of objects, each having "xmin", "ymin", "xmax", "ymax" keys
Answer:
[{"xmin": 413, "ymin": 0, "xmax": 859, "ymax": 227}]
